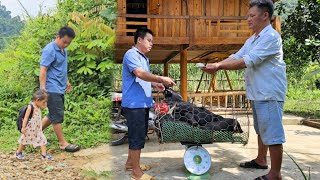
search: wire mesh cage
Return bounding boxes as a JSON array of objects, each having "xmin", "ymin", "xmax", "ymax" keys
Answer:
[{"xmin": 154, "ymin": 90, "xmax": 250, "ymax": 145}]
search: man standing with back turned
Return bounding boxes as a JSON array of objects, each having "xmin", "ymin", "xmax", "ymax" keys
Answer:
[
  {"xmin": 201, "ymin": 1, "xmax": 287, "ymax": 180},
  {"xmin": 39, "ymin": 26, "xmax": 80, "ymax": 152},
  {"xmin": 122, "ymin": 27, "xmax": 175, "ymax": 180}
]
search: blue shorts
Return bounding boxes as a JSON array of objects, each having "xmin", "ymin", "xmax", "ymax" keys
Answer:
[
  {"xmin": 252, "ymin": 101, "xmax": 286, "ymax": 145},
  {"xmin": 123, "ymin": 107, "xmax": 149, "ymax": 150},
  {"xmin": 47, "ymin": 92, "xmax": 65, "ymax": 124}
]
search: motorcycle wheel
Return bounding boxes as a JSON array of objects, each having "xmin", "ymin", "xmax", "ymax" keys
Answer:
[{"xmin": 110, "ymin": 133, "xmax": 128, "ymax": 146}]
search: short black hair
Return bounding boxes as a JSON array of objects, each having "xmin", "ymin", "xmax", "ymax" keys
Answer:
[
  {"xmin": 57, "ymin": 26, "xmax": 76, "ymax": 39},
  {"xmin": 134, "ymin": 27, "xmax": 153, "ymax": 44},
  {"xmin": 249, "ymin": 0, "xmax": 274, "ymax": 19}
]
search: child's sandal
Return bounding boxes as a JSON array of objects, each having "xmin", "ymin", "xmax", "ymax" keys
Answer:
[
  {"xmin": 41, "ymin": 154, "xmax": 54, "ymax": 160},
  {"xmin": 15, "ymin": 152, "xmax": 24, "ymax": 160}
]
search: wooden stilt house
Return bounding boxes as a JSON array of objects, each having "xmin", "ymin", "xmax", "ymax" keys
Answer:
[{"xmin": 115, "ymin": 0, "xmax": 281, "ymax": 109}]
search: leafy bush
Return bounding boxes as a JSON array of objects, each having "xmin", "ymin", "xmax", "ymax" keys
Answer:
[
  {"xmin": 0, "ymin": 1, "xmax": 116, "ymax": 152},
  {"xmin": 46, "ymin": 95, "xmax": 112, "ymax": 149},
  {"xmin": 279, "ymin": 0, "xmax": 320, "ymax": 85}
]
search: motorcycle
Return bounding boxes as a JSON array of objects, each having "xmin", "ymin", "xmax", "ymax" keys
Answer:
[
  {"xmin": 110, "ymin": 92, "xmax": 158, "ymax": 146},
  {"xmin": 109, "ymin": 88, "xmax": 182, "ymax": 146}
]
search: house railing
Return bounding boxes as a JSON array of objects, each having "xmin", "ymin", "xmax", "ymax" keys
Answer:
[{"xmin": 116, "ymin": 14, "xmax": 256, "ymax": 44}]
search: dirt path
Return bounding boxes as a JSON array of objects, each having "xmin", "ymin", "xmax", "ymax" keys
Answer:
[{"xmin": 0, "ymin": 149, "xmax": 84, "ymax": 180}]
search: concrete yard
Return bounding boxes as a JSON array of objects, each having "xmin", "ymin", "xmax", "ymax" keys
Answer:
[{"xmin": 75, "ymin": 115, "xmax": 320, "ymax": 180}]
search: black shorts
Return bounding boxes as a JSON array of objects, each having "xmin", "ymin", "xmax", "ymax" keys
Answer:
[
  {"xmin": 47, "ymin": 92, "xmax": 65, "ymax": 124},
  {"xmin": 123, "ymin": 107, "xmax": 149, "ymax": 150}
]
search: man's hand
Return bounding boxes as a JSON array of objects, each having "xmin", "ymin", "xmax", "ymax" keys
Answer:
[
  {"xmin": 201, "ymin": 63, "xmax": 220, "ymax": 74},
  {"xmin": 66, "ymin": 81, "xmax": 71, "ymax": 93},
  {"xmin": 152, "ymin": 82, "xmax": 165, "ymax": 92},
  {"xmin": 160, "ymin": 77, "xmax": 176, "ymax": 87}
]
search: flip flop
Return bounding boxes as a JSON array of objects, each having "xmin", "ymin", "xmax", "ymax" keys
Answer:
[
  {"xmin": 60, "ymin": 144, "xmax": 80, "ymax": 152},
  {"xmin": 126, "ymin": 164, "xmax": 151, "ymax": 171},
  {"xmin": 131, "ymin": 173, "xmax": 156, "ymax": 180},
  {"xmin": 254, "ymin": 175, "xmax": 269, "ymax": 180},
  {"xmin": 240, "ymin": 160, "xmax": 268, "ymax": 169}
]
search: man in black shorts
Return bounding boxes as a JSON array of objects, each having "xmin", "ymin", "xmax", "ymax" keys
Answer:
[
  {"xmin": 122, "ymin": 27, "xmax": 175, "ymax": 180},
  {"xmin": 39, "ymin": 26, "xmax": 80, "ymax": 152}
]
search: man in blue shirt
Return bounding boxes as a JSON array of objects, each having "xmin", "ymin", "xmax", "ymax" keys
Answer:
[
  {"xmin": 122, "ymin": 27, "xmax": 175, "ymax": 180},
  {"xmin": 39, "ymin": 26, "xmax": 80, "ymax": 152},
  {"xmin": 201, "ymin": 1, "xmax": 287, "ymax": 180}
]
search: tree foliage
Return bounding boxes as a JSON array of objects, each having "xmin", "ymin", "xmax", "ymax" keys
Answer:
[
  {"xmin": 67, "ymin": 12, "xmax": 115, "ymax": 96},
  {"xmin": 0, "ymin": 2, "xmax": 24, "ymax": 50},
  {"xmin": 0, "ymin": 0, "xmax": 116, "ymax": 149},
  {"xmin": 277, "ymin": 0, "xmax": 320, "ymax": 85},
  {"xmin": 58, "ymin": 0, "xmax": 117, "ymax": 28}
]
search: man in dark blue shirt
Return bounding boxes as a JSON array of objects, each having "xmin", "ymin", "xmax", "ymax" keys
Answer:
[{"xmin": 40, "ymin": 26, "xmax": 80, "ymax": 152}]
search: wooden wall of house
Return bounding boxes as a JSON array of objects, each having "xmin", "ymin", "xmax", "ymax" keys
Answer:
[
  {"xmin": 117, "ymin": 0, "xmax": 272, "ymax": 39},
  {"xmin": 148, "ymin": 0, "xmax": 188, "ymax": 38},
  {"xmin": 187, "ymin": 0, "xmax": 250, "ymax": 16},
  {"xmin": 187, "ymin": 0, "xmax": 251, "ymax": 38},
  {"xmin": 148, "ymin": 0, "xmax": 251, "ymax": 38},
  {"xmin": 153, "ymin": 0, "xmax": 249, "ymax": 16}
]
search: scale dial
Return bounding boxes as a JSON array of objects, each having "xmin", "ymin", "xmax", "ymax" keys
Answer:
[{"xmin": 183, "ymin": 146, "xmax": 211, "ymax": 175}]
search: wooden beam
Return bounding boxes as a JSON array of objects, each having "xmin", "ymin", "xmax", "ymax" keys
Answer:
[
  {"xmin": 188, "ymin": 51, "xmax": 215, "ymax": 63},
  {"xmin": 192, "ymin": 37, "xmax": 247, "ymax": 45},
  {"xmin": 164, "ymin": 62, "xmax": 169, "ymax": 76},
  {"xmin": 198, "ymin": 52, "xmax": 230, "ymax": 61},
  {"xmin": 163, "ymin": 51, "xmax": 180, "ymax": 63},
  {"xmin": 188, "ymin": 44, "xmax": 242, "ymax": 51},
  {"xmin": 180, "ymin": 45, "xmax": 188, "ymax": 101},
  {"xmin": 116, "ymin": 44, "xmax": 183, "ymax": 51},
  {"xmin": 116, "ymin": 36, "xmax": 189, "ymax": 45},
  {"xmin": 190, "ymin": 16, "xmax": 248, "ymax": 20},
  {"xmin": 118, "ymin": 14, "xmax": 190, "ymax": 19},
  {"xmin": 117, "ymin": 21, "xmax": 148, "ymax": 25},
  {"xmin": 188, "ymin": 91, "xmax": 246, "ymax": 97},
  {"xmin": 118, "ymin": 14, "xmax": 249, "ymax": 20}
]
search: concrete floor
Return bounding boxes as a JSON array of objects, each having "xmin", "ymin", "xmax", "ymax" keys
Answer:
[{"xmin": 76, "ymin": 116, "xmax": 320, "ymax": 180}]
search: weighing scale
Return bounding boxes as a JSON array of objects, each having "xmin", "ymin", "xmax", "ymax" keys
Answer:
[{"xmin": 183, "ymin": 145, "xmax": 212, "ymax": 179}]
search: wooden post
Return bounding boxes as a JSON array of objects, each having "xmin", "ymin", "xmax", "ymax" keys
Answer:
[
  {"xmin": 224, "ymin": 70, "xmax": 233, "ymax": 91},
  {"xmin": 164, "ymin": 62, "xmax": 169, "ymax": 76},
  {"xmin": 208, "ymin": 73, "xmax": 216, "ymax": 92},
  {"xmin": 274, "ymin": 16, "xmax": 281, "ymax": 33},
  {"xmin": 180, "ymin": 45, "xmax": 188, "ymax": 101}
]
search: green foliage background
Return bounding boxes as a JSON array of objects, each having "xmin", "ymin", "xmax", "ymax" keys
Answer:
[
  {"xmin": 0, "ymin": 1, "xmax": 24, "ymax": 50},
  {"xmin": 277, "ymin": 0, "xmax": 320, "ymax": 86},
  {"xmin": 0, "ymin": 0, "xmax": 116, "ymax": 152}
]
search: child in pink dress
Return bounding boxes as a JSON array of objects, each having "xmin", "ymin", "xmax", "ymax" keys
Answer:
[{"xmin": 16, "ymin": 89, "xmax": 53, "ymax": 160}]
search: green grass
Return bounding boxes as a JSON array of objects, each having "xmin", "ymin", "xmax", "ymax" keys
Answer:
[
  {"xmin": 82, "ymin": 170, "xmax": 112, "ymax": 179},
  {"xmin": 0, "ymin": 128, "xmax": 21, "ymax": 152},
  {"xmin": 284, "ymin": 88, "xmax": 320, "ymax": 119},
  {"xmin": 0, "ymin": 95, "xmax": 112, "ymax": 152}
]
